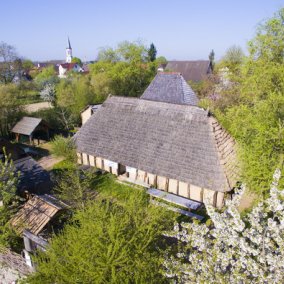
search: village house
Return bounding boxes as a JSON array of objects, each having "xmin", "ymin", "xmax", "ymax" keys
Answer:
[
  {"xmin": 158, "ymin": 60, "xmax": 213, "ymax": 82},
  {"xmin": 58, "ymin": 62, "xmax": 84, "ymax": 78},
  {"xmin": 81, "ymin": 104, "xmax": 102, "ymax": 125},
  {"xmin": 74, "ymin": 74, "xmax": 238, "ymax": 208}
]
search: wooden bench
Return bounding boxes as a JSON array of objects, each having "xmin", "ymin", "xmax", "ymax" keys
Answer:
[
  {"xmin": 150, "ymin": 200, "xmax": 204, "ymax": 221},
  {"xmin": 147, "ymin": 188, "xmax": 203, "ymax": 211}
]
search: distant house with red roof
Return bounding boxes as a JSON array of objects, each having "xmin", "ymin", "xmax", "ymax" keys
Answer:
[{"xmin": 58, "ymin": 62, "xmax": 84, "ymax": 78}]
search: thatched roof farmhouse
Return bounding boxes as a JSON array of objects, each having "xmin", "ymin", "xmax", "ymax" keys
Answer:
[{"xmin": 75, "ymin": 92, "xmax": 238, "ymax": 208}]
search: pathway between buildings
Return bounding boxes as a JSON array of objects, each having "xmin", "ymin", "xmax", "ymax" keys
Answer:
[{"xmin": 38, "ymin": 155, "xmax": 63, "ymax": 170}]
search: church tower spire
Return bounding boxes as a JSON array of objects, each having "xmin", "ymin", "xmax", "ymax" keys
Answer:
[{"xmin": 66, "ymin": 37, "xmax": 73, "ymax": 63}]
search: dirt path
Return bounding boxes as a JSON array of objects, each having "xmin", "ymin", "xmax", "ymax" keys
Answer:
[
  {"xmin": 23, "ymin": 102, "xmax": 53, "ymax": 113},
  {"xmin": 38, "ymin": 155, "xmax": 63, "ymax": 170}
]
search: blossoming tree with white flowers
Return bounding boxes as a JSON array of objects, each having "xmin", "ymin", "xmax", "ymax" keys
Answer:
[
  {"xmin": 40, "ymin": 83, "xmax": 56, "ymax": 104},
  {"xmin": 164, "ymin": 169, "xmax": 284, "ymax": 284}
]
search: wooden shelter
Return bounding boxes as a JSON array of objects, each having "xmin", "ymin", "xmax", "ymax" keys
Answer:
[
  {"xmin": 11, "ymin": 195, "xmax": 68, "ymax": 267},
  {"xmin": 75, "ymin": 96, "xmax": 239, "ymax": 208},
  {"xmin": 11, "ymin": 117, "xmax": 50, "ymax": 145},
  {"xmin": 11, "ymin": 194, "xmax": 68, "ymax": 236}
]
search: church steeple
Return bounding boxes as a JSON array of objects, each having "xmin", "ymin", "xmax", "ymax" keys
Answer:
[
  {"xmin": 68, "ymin": 37, "xmax": 72, "ymax": 50},
  {"xmin": 66, "ymin": 36, "xmax": 73, "ymax": 63}
]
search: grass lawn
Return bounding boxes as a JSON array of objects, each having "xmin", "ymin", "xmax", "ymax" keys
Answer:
[
  {"xmin": 51, "ymin": 160, "xmax": 203, "ymax": 223},
  {"xmin": 38, "ymin": 141, "xmax": 53, "ymax": 152},
  {"xmin": 92, "ymin": 173, "xmax": 198, "ymax": 223},
  {"xmin": 93, "ymin": 173, "xmax": 145, "ymax": 201}
]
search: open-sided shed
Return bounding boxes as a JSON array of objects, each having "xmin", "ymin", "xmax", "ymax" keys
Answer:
[{"xmin": 11, "ymin": 117, "xmax": 50, "ymax": 145}]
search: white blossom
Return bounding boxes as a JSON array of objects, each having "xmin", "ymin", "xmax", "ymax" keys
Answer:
[
  {"xmin": 40, "ymin": 83, "xmax": 56, "ymax": 103},
  {"xmin": 164, "ymin": 169, "xmax": 284, "ymax": 284}
]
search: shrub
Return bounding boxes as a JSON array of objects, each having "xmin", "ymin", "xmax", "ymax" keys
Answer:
[{"xmin": 50, "ymin": 136, "xmax": 76, "ymax": 162}]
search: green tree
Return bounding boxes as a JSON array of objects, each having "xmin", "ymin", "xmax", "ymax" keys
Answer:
[
  {"xmin": 207, "ymin": 8, "xmax": 284, "ymax": 193},
  {"xmin": 55, "ymin": 168, "xmax": 95, "ymax": 209},
  {"xmin": 148, "ymin": 43, "xmax": 157, "ymax": 62},
  {"xmin": 35, "ymin": 65, "xmax": 58, "ymax": 85},
  {"xmin": 208, "ymin": 49, "xmax": 215, "ymax": 69},
  {"xmin": 248, "ymin": 8, "xmax": 284, "ymax": 63},
  {"xmin": 0, "ymin": 154, "xmax": 21, "ymax": 250},
  {"xmin": 156, "ymin": 56, "xmax": 167, "ymax": 65},
  {"xmin": 56, "ymin": 76, "xmax": 97, "ymax": 123},
  {"xmin": 0, "ymin": 42, "xmax": 21, "ymax": 84},
  {"xmin": 71, "ymin": 57, "xmax": 82, "ymax": 65},
  {"xmin": 0, "ymin": 84, "xmax": 23, "ymax": 136},
  {"xmin": 219, "ymin": 45, "xmax": 244, "ymax": 76},
  {"xmin": 22, "ymin": 59, "xmax": 34, "ymax": 70},
  {"xmin": 97, "ymin": 47, "xmax": 120, "ymax": 63},
  {"xmin": 90, "ymin": 41, "xmax": 163, "ymax": 97},
  {"xmin": 51, "ymin": 136, "xmax": 77, "ymax": 163},
  {"xmin": 117, "ymin": 40, "xmax": 148, "ymax": 63},
  {"xmin": 25, "ymin": 192, "xmax": 172, "ymax": 283}
]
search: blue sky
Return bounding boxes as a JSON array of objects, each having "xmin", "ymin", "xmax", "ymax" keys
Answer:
[{"xmin": 0, "ymin": 0, "xmax": 283, "ymax": 61}]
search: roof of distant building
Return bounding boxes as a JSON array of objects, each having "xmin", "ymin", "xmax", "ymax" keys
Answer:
[
  {"xmin": 141, "ymin": 72, "xmax": 198, "ymax": 105},
  {"xmin": 59, "ymin": 62, "xmax": 78, "ymax": 70},
  {"xmin": 163, "ymin": 60, "xmax": 212, "ymax": 82}
]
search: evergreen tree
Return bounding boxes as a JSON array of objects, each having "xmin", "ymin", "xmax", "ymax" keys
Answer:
[
  {"xmin": 208, "ymin": 49, "xmax": 215, "ymax": 69},
  {"xmin": 148, "ymin": 43, "xmax": 157, "ymax": 62},
  {"xmin": 0, "ymin": 153, "xmax": 21, "ymax": 250},
  {"xmin": 24, "ymin": 192, "xmax": 172, "ymax": 283}
]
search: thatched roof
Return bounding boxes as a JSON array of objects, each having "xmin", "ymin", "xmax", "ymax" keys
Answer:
[
  {"xmin": 164, "ymin": 60, "xmax": 212, "ymax": 82},
  {"xmin": 14, "ymin": 156, "xmax": 52, "ymax": 195},
  {"xmin": 11, "ymin": 195, "xmax": 67, "ymax": 235},
  {"xmin": 75, "ymin": 96, "xmax": 238, "ymax": 192},
  {"xmin": 141, "ymin": 73, "xmax": 198, "ymax": 105},
  {"xmin": 0, "ymin": 138, "xmax": 26, "ymax": 161},
  {"xmin": 11, "ymin": 117, "xmax": 45, "ymax": 136}
]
